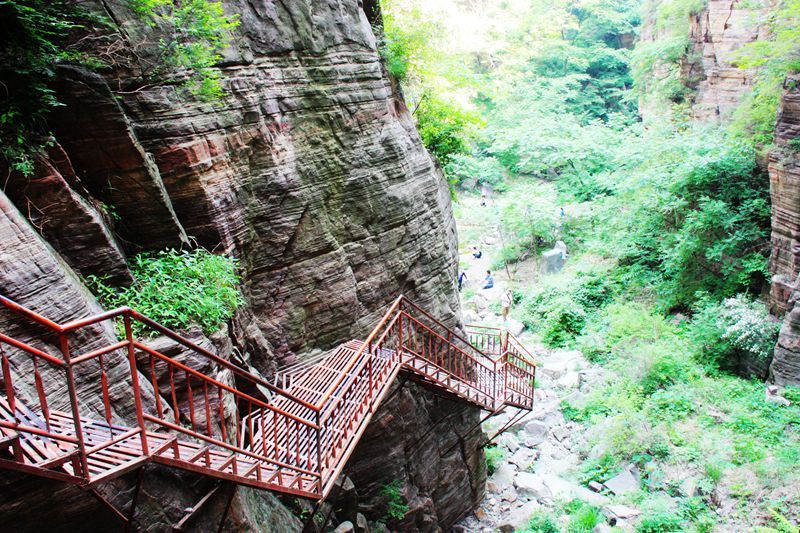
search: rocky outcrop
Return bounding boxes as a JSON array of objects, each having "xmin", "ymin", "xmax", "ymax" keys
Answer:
[
  {"xmin": 769, "ymin": 74, "xmax": 800, "ymax": 386},
  {"xmin": 0, "ymin": 0, "xmax": 478, "ymax": 530},
  {"xmin": 346, "ymin": 380, "xmax": 486, "ymax": 530},
  {"xmin": 683, "ymin": 0, "xmax": 774, "ymax": 122},
  {"xmin": 638, "ymin": 0, "xmax": 774, "ymax": 122}
]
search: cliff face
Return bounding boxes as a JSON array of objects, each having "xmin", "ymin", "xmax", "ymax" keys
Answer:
[
  {"xmin": 0, "ymin": 0, "xmax": 480, "ymax": 530},
  {"xmin": 683, "ymin": 0, "xmax": 774, "ymax": 122},
  {"xmin": 638, "ymin": 0, "xmax": 773, "ymax": 122},
  {"xmin": 769, "ymin": 75, "xmax": 800, "ymax": 386}
]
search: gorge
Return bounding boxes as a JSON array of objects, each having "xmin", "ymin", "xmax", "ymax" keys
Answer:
[{"xmin": 1, "ymin": 0, "xmax": 800, "ymax": 531}]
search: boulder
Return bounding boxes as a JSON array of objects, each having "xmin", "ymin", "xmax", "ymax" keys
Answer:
[
  {"xmin": 490, "ymin": 463, "xmax": 516, "ymax": 492},
  {"xmin": 603, "ymin": 469, "xmax": 640, "ymax": 495},
  {"xmin": 463, "ymin": 309, "xmax": 480, "ymax": 323},
  {"xmin": 766, "ymin": 385, "xmax": 792, "ymax": 406},
  {"xmin": 514, "ymin": 472, "xmax": 552, "ymax": 500},
  {"xmin": 588, "ymin": 481, "xmax": 604, "ymax": 493},
  {"xmin": 604, "ymin": 505, "xmax": 641, "ymax": 520},
  {"xmin": 355, "ymin": 513, "xmax": 369, "ymax": 533},
  {"xmin": 334, "ymin": 521, "xmax": 355, "ymax": 533},
  {"xmin": 507, "ymin": 318, "xmax": 525, "ymax": 336},
  {"xmin": 498, "ymin": 501, "xmax": 540, "ymax": 531},
  {"xmin": 508, "ymin": 448, "xmax": 537, "ymax": 471},
  {"xmin": 557, "ymin": 371, "xmax": 581, "ymax": 389},
  {"xmin": 522, "ymin": 420, "xmax": 549, "ymax": 445},
  {"xmin": 540, "ymin": 475, "xmax": 608, "ymax": 506},
  {"xmin": 541, "ymin": 249, "xmax": 566, "ymax": 274}
]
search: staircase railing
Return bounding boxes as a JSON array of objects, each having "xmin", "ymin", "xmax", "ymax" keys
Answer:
[
  {"xmin": 0, "ymin": 294, "xmax": 536, "ymax": 499},
  {"xmin": 0, "ymin": 296, "xmax": 322, "ymax": 491},
  {"xmin": 464, "ymin": 324, "xmax": 537, "ymax": 408}
]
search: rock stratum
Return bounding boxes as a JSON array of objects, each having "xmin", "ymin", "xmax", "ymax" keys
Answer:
[
  {"xmin": 769, "ymin": 75, "xmax": 800, "ymax": 387},
  {"xmin": 0, "ymin": 1, "xmax": 482, "ymax": 530}
]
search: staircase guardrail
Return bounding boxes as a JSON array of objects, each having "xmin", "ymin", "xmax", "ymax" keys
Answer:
[{"xmin": 0, "ymin": 294, "xmax": 536, "ymax": 500}]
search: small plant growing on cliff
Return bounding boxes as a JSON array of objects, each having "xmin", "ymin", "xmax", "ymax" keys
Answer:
[
  {"xmin": 379, "ymin": 479, "xmax": 409, "ymax": 522},
  {"xmin": 128, "ymin": 0, "xmax": 239, "ymax": 100},
  {"xmin": 484, "ymin": 444, "xmax": 505, "ymax": 475},
  {"xmin": 86, "ymin": 248, "xmax": 243, "ymax": 335}
]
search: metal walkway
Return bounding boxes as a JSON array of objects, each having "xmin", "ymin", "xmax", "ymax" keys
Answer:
[{"xmin": 0, "ymin": 294, "xmax": 535, "ymax": 502}]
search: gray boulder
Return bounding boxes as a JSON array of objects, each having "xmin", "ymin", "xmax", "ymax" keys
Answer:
[{"xmin": 603, "ymin": 469, "xmax": 640, "ymax": 495}]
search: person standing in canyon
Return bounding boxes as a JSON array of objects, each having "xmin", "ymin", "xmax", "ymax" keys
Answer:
[{"xmin": 501, "ymin": 289, "xmax": 513, "ymax": 320}]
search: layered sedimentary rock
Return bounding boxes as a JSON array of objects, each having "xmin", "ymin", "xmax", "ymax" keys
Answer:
[
  {"xmin": 683, "ymin": 0, "xmax": 774, "ymax": 122},
  {"xmin": 0, "ymin": 0, "xmax": 477, "ymax": 530},
  {"xmin": 638, "ymin": 0, "xmax": 773, "ymax": 122},
  {"xmin": 769, "ymin": 75, "xmax": 800, "ymax": 386}
]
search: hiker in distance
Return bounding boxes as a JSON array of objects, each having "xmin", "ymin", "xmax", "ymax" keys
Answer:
[{"xmin": 501, "ymin": 289, "xmax": 513, "ymax": 320}]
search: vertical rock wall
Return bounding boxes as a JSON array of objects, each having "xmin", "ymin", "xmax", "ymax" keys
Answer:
[
  {"xmin": 683, "ymin": 0, "xmax": 774, "ymax": 122},
  {"xmin": 0, "ymin": 0, "xmax": 481, "ymax": 530},
  {"xmin": 637, "ymin": 0, "xmax": 773, "ymax": 122},
  {"xmin": 769, "ymin": 75, "xmax": 800, "ymax": 386}
]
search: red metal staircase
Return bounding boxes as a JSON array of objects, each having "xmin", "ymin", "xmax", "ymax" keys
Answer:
[{"xmin": 0, "ymin": 294, "xmax": 535, "ymax": 503}]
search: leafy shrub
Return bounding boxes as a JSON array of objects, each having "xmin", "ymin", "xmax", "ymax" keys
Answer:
[
  {"xmin": 579, "ymin": 453, "xmax": 619, "ymax": 484},
  {"xmin": 445, "ymin": 154, "xmax": 507, "ymax": 192},
  {"xmin": 1, "ymin": 0, "xmax": 238, "ymax": 175},
  {"xmin": 635, "ymin": 496, "xmax": 684, "ymax": 532},
  {"xmin": 645, "ymin": 386, "xmax": 695, "ymax": 420},
  {"xmin": 565, "ymin": 500, "xmax": 602, "ymax": 533},
  {"xmin": 640, "ymin": 351, "xmax": 697, "ymax": 394},
  {"xmin": 731, "ymin": 0, "xmax": 800, "ymax": 147},
  {"xmin": 377, "ymin": 1, "xmax": 435, "ymax": 81},
  {"xmin": 415, "ymin": 93, "xmax": 480, "ymax": 165},
  {"xmin": 689, "ymin": 295, "xmax": 780, "ymax": 372},
  {"xmin": 520, "ymin": 512, "xmax": 560, "ymax": 533},
  {"xmin": 379, "ymin": 480, "xmax": 409, "ymax": 522},
  {"xmin": 87, "ymin": 248, "xmax": 243, "ymax": 335},
  {"xmin": 485, "ymin": 445, "xmax": 505, "ymax": 475},
  {"xmin": 518, "ymin": 268, "xmax": 619, "ymax": 347},
  {"xmin": 131, "ymin": 0, "xmax": 240, "ymax": 99}
]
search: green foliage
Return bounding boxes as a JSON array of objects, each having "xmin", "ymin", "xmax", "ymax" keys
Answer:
[
  {"xmin": 379, "ymin": 480, "xmax": 409, "ymax": 522},
  {"xmin": 377, "ymin": 0, "xmax": 436, "ymax": 81},
  {"xmin": 753, "ymin": 509, "xmax": 800, "ymax": 533},
  {"xmin": 86, "ymin": 249, "xmax": 243, "ymax": 335},
  {"xmin": 520, "ymin": 512, "xmax": 560, "ymax": 533},
  {"xmin": 518, "ymin": 268, "xmax": 620, "ymax": 347},
  {"xmin": 445, "ymin": 154, "xmax": 507, "ymax": 192},
  {"xmin": 579, "ymin": 453, "xmax": 619, "ymax": 484},
  {"xmin": 601, "ymin": 127, "xmax": 770, "ymax": 310},
  {"xmin": 565, "ymin": 500, "xmax": 602, "ymax": 533},
  {"xmin": 484, "ymin": 444, "xmax": 505, "ymax": 475},
  {"xmin": 731, "ymin": 0, "xmax": 800, "ymax": 147},
  {"xmin": 0, "ymin": 0, "xmax": 237, "ymax": 175},
  {"xmin": 0, "ymin": 0, "xmax": 99, "ymax": 174},
  {"xmin": 130, "ymin": 0, "xmax": 239, "ymax": 100},
  {"xmin": 494, "ymin": 183, "xmax": 560, "ymax": 266},
  {"xmin": 632, "ymin": 0, "xmax": 708, "ymax": 111},
  {"xmin": 415, "ymin": 93, "xmax": 480, "ymax": 164},
  {"xmin": 635, "ymin": 495, "xmax": 685, "ymax": 532},
  {"xmin": 688, "ymin": 294, "xmax": 780, "ymax": 373}
]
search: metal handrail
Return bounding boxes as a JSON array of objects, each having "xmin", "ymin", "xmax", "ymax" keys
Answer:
[{"xmin": 0, "ymin": 292, "xmax": 535, "ymax": 500}]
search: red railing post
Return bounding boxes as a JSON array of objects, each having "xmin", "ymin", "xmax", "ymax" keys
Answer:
[
  {"xmin": 315, "ymin": 408, "xmax": 323, "ymax": 489},
  {"xmin": 492, "ymin": 357, "xmax": 498, "ymax": 409},
  {"xmin": 59, "ymin": 332, "xmax": 90, "ymax": 480},
  {"xmin": 397, "ymin": 309, "xmax": 404, "ymax": 359},
  {"xmin": 124, "ymin": 314, "xmax": 149, "ymax": 455}
]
